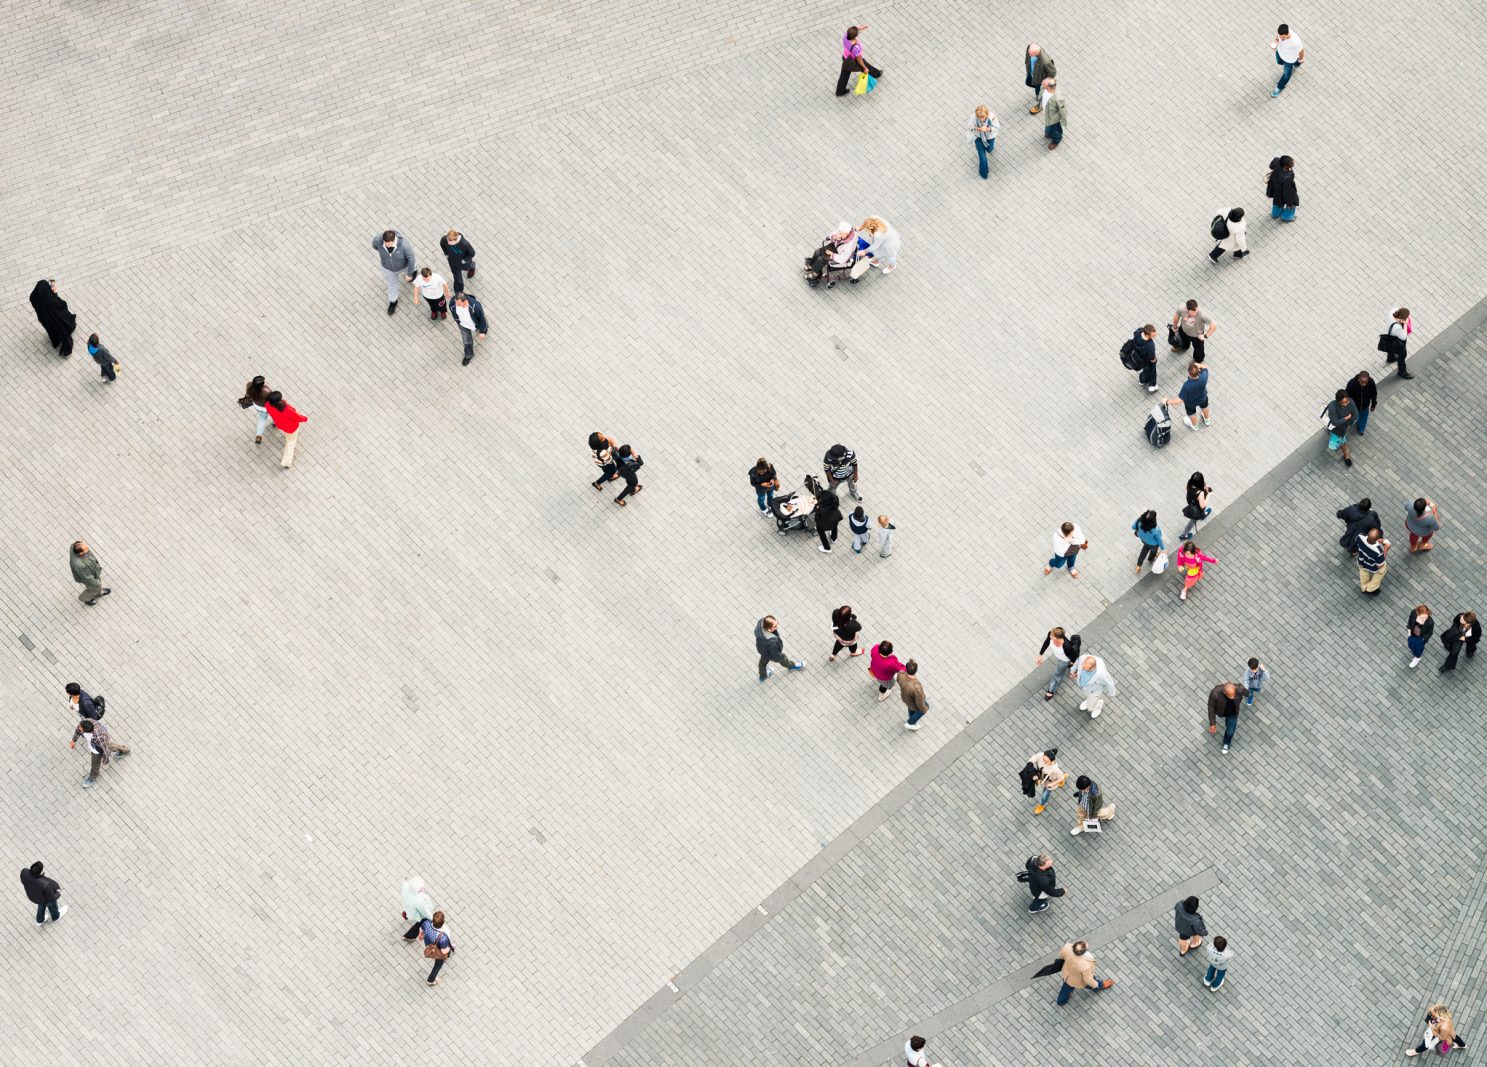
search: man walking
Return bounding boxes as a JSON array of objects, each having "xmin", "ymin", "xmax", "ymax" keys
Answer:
[
  {"xmin": 372, "ymin": 230, "xmax": 416, "ymax": 315},
  {"xmin": 1165, "ymin": 361, "xmax": 1211, "ymax": 432},
  {"xmin": 70, "ymin": 540, "xmax": 110, "ymax": 606},
  {"xmin": 450, "ymin": 292, "xmax": 489, "ymax": 366},
  {"xmin": 1356, "ymin": 528, "xmax": 1390, "ymax": 595},
  {"xmin": 823, "ymin": 444, "xmax": 861, "ymax": 501},
  {"xmin": 439, "ymin": 229, "xmax": 477, "ymax": 293},
  {"xmin": 1207, "ymin": 681, "xmax": 1250, "ymax": 753},
  {"xmin": 1345, "ymin": 371, "xmax": 1378, "ymax": 435},
  {"xmin": 1170, "ymin": 299, "xmax": 1218, "ymax": 361},
  {"xmin": 1040, "ymin": 78, "xmax": 1068, "ymax": 150},
  {"xmin": 1336, "ymin": 497, "xmax": 1379, "ymax": 555},
  {"xmin": 1322, "ymin": 388, "xmax": 1356, "ymax": 468},
  {"xmin": 1270, "ymin": 24, "xmax": 1306, "ymax": 97},
  {"xmin": 1439, "ymin": 612, "xmax": 1480, "ymax": 673},
  {"xmin": 1025, "ymin": 853, "xmax": 1066, "ymax": 913},
  {"xmin": 20, "ymin": 862, "xmax": 67, "ymax": 926},
  {"xmin": 72, "ymin": 718, "xmax": 130, "ymax": 787},
  {"xmin": 421, "ymin": 910, "xmax": 454, "ymax": 986},
  {"xmin": 1129, "ymin": 324, "xmax": 1159, "ymax": 392},
  {"xmin": 65, "ymin": 682, "xmax": 104, "ymax": 722},
  {"xmin": 899, "ymin": 660, "xmax": 928, "ymax": 730},
  {"xmin": 613, "ymin": 444, "xmax": 644, "ymax": 506},
  {"xmin": 1055, "ymin": 940, "xmax": 1114, "ymax": 1004},
  {"xmin": 1024, "ymin": 44, "xmax": 1056, "ymax": 113},
  {"xmin": 835, "ymin": 25, "xmax": 882, "ymax": 97},
  {"xmin": 1076, "ymin": 655, "xmax": 1117, "ymax": 718},
  {"xmin": 755, "ymin": 616, "xmax": 805, "ymax": 682}
]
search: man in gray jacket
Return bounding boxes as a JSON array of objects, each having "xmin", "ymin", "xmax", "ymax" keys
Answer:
[
  {"xmin": 755, "ymin": 616, "xmax": 804, "ymax": 682},
  {"xmin": 373, "ymin": 229, "xmax": 417, "ymax": 315},
  {"xmin": 70, "ymin": 541, "xmax": 110, "ymax": 606}
]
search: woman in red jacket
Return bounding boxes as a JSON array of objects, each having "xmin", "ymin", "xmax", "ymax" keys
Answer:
[{"xmin": 265, "ymin": 391, "xmax": 309, "ymax": 468}]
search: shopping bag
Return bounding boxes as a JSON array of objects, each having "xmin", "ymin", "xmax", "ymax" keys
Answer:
[
  {"xmin": 1151, "ymin": 552, "xmax": 1169, "ymax": 574},
  {"xmin": 853, "ymin": 71, "xmax": 869, "ymax": 95}
]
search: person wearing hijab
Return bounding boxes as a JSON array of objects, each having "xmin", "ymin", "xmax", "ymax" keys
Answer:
[
  {"xmin": 400, "ymin": 877, "xmax": 436, "ymax": 941},
  {"xmin": 29, "ymin": 279, "xmax": 77, "ymax": 356}
]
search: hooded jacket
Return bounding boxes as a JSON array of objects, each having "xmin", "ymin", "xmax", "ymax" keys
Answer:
[
  {"xmin": 1265, "ymin": 159, "xmax": 1299, "ymax": 207},
  {"xmin": 21, "ymin": 866, "xmax": 60, "ymax": 905},
  {"xmin": 401, "ymin": 877, "xmax": 436, "ymax": 923},
  {"xmin": 1025, "ymin": 856, "xmax": 1062, "ymax": 899},
  {"xmin": 754, "ymin": 619, "xmax": 784, "ymax": 657},
  {"xmin": 29, "ymin": 280, "xmax": 77, "ymax": 349},
  {"xmin": 70, "ymin": 549, "xmax": 101, "ymax": 585},
  {"xmin": 1336, "ymin": 503, "xmax": 1380, "ymax": 549},
  {"xmin": 1174, "ymin": 900, "xmax": 1208, "ymax": 939},
  {"xmin": 372, "ymin": 232, "xmax": 416, "ymax": 274}
]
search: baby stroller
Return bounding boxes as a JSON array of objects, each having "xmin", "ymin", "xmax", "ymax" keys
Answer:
[
  {"xmin": 804, "ymin": 229, "xmax": 872, "ymax": 289},
  {"xmin": 772, "ymin": 475, "xmax": 825, "ymax": 533}
]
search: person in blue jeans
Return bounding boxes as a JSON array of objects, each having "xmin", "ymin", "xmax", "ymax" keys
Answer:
[
  {"xmin": 966, "ymin": 106, "xmax": 999, "ymax": 179},
  {"xmin": 1242, "ymin": 658, "xmax": 1269, "ymax": 704},
  {"xmin": 1056, "ymin": 940, "xmax": 1114, "ymax": 1004},
  {"xmin": 1203, "ymin": 936, "xmax": 1232, "ymax": 990},
  {"xmin": 421, "ymin": 911, "xmax": 454, "ymax": 985},
  {"xmin": 1270, "ymin": 25, "xmax": 1305, "ymax": 97},
  {"xmin": 749, "ymin": 457, "xmax": 779, "ymax": 516},
  {"xmin": 1266, "ymin": 155, "xmax": 1299, "ymax": 221},
  {"xmin": 1207, "ymin": 681, "xmax": 1249, "ymax": 754},
  {"xmin": 1345, "ymin": 371, "xmax": 1377, "ymax": 434}
]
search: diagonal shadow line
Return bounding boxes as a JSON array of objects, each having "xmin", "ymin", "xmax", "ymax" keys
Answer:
[
  {"xmin": 578, "ymin": 296, "xmax": 1487, "ymax": 1067},
  {"xmin": 839, "ymin": 866, "xmax": 1223, "ymax": 1067}
]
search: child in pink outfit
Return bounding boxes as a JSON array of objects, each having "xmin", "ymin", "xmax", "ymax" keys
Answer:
[
  {"xmin": 869, "ymin": 640, "xmax": 906, "ymax": 700},
  {"xmin": 1175, "ymin": 544, "xmax": 1217, "ymax": 600}
]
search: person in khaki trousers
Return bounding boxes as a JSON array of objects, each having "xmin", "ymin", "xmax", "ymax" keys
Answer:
[{"xmin": 265, "ymin": 391, "xmax": 308, "ymax": 468}]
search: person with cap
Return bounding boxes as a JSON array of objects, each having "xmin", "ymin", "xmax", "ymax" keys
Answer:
[{"xmin": 823, "ymin": 444, "xmax": 861, "ymax": 501}]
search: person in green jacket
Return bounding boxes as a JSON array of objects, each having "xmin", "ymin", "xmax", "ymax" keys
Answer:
[
  {"xmin": 69, "ymin": 541, "xmax": 111, "ymax": 606},
  {"xmin": 1040, "ymin": 78, "xmax": 1068, "ymax": 149}
]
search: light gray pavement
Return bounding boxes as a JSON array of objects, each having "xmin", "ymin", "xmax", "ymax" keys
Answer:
[{"xmin": 0, "ymin": 1, "xmax": 1484, "ymax": 1064}]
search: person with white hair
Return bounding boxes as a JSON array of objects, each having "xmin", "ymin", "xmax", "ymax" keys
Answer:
[{"xmin": 400, "ymin": 877, "xmax": 436, "ymax": 941}]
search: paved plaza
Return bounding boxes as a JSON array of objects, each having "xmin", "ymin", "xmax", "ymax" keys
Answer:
[{"xmin": 1, "ymin": 2, "xmax": 1484, "ymax": 1065}]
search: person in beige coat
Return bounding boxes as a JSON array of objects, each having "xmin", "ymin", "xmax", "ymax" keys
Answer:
[
  {"xmin": 1040, "ymin": 79, "xmax": 1068, "ymax": 149},
  {"xmin": 1056, "ymin": 940, "xmax": 1115, "ymax": 1005},
  {"xmin": 899, "ymin": 660, "xmax": 928, "ymax": 730}
]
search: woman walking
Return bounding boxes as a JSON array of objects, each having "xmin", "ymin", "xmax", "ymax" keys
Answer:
[
  {"xmin": 400, "ymin": 877, "xmax": 436, "ymax": 940},
  {"xmin": 239, "ymin": 375, "xmax": 274, "ymax": 444},
  {"xmin": 1208, "ymin": 207, "xmax": 1248, "ymax": 262},
  {"xmin": 1175, "ymin": 543, "xmax": 1217, "ymax": 602},
  {"xmin": 420, "ymin": 911, "xmax": 454, "ymax": 986},
  {"xmin": 1406, "ymin": 606, "xmax": 1433, "ymax": 669},
  {"xmin": 1179, "ymin": 472, "xmax": 1213, "ymax": 541},
  {"xmin": 265, "ymin": 390, "xmax": 309, "ymax": 469},
  {"xmin": 1405, "ymin": 497, "xmax": 1441, "ymax": 553},
  {"xmin": 966, "ymin": 105, "xmax": 999, "ymax": 179},
  {"xmin": 1043, "ymin": 521, "xmax": 1087, "ymax": 579},
  {"xmin": 830, "ymin": 605, "xmax": 863, "ymax": 661},
  {"xmin": 29, "ymin": 279, "xmax": 78, "ymax": 356},
  {"xmin": 869, "ymin": 639, "xmax": 905, "ymax": 700},
  {"xmin": 814, "ymin": 487, "xmax": 843, "ymax": 554},
  {"xmin": 1385, "ymin": 306, "xmax": 1415, "ymax": 380},
  {"xmin": 1036, "ymin": 627, "xmax": 1080, "ymax": 701},
  {"xmin": 1031, "ymin": 751, "xmax": 1066, "ymax": 815},
  {"xmin": 1132, "ymin": 510, "xmax": 1165, "ymax": 574},
  {"xmin": 1406, "ymin": 1003, "xmax": 1466, "ymax": 1056},
  {"xmin": 1174, "ymin": 896, "xmax": 1207, "ymax": 955},
  {"xmin": 1265, "ymin": 155, "xmax": 1299, "ymax": 221},
  {"xmin": 856, "ymin": 216, "xmax": 901, "ymax": 274},
  {"xmin": 749, "ymin": 457, "xmax": 779, "ymax": 516}
]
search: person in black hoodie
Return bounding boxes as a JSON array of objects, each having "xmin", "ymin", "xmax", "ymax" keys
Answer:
[
  {"xmin": 1336, "ymin": 497, "xmax": 1379, "ymax": 555},
  {"xmin": 439, "ymin": 228, "xmax": 477, "ymax": 293},
  {"xmin": 1024, "ymin": 854, "xmax": 1065, "ymax": 913},
  {"xmin": 1266, "ymin": 155, "xmax": 1299, "ymax": 221},
  {"xmin": 1130, "ymin": 324, "xmax": 1159, "ymax": 392},
  {"xmin": 20, "ymin": 861, "xmax": 66, "ymax": 925},
  {"xmin": 29, "ymin": 279, "xmax": 77, "ymax": 356},
  {"xmin": 814, "ymin": 487, "xmax": 843, "ymax": 553},
  {"xmin": 829, "ymin": 605, "xmax": 863, "ymax": 660},
  {"xmin": 1345, "ymin": 371, "xmax": 1378, "ymax": 435}
]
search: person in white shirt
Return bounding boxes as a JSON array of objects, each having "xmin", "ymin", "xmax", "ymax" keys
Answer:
[
  {"xmin": 1270, "ymin": 23, "xmax": 1305, "ymax": 97},
  {"xmin": 1043, "ymin": 521, "xmax": 1087, "ymax": 579},
  {"xmin": 1208, "ymin": 207, "xmax": 1248, "ymax": 262},
  {"xmin": 904, "ymin": 1035, "xmax": 940, "ymax": 1067},
  {"xmin": 412, "ymin": 267, "xmax": 450, "ymax": 320}
]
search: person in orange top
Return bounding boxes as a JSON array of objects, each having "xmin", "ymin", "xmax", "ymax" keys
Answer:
[{"xmin": 265, "ymin": 391, "xmax": 309, "ymax": 469}]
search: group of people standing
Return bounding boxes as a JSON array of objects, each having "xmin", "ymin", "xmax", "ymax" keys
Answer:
[{"xmin": 373, "ymin": 229, "xmax": 488, "ymax": 366}]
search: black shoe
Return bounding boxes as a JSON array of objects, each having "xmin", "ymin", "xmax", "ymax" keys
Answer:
[
  {"xmin": 84, "ymin": 598, "xmax": 98, "ymax": 606},
  {"xmin": 1233, "ymin": 250, "xmax": 1248, "ymax": 259},
  {"xmin": 1028, "ymin": 900, "xmax": 1050, "ymax": 913},
  {"xmin": 101, "ymin": 588, "xmax": 112, "ymax": 598},
  {"xmin": 465, "ymin": 268, "xmax": 475, "ymax": 278},
  {"xmin": 1343, "ymin": 457, "xmax": 1353, "ymax": 467},
  {"xmin": 461, "ymin": 354, "xmax": 473, "ymax": 366},
  {"xmin": 387, "ymin": 300, "xmax": 398, "ymax": 316},
  {"xmin": 1398, "ymin": 372, "xmax": 1415, "ymax": 380},
  {"xmin": 1208, "ymin": 249, "xmax": 1222, "ymax": 262}
]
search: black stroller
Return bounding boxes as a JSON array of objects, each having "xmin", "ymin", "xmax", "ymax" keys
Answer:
[
  {"xmin": 771, "ymin": 475, "xmax": 826, "ymax": 533},
  {"xmin": 803, "ymin": 230, "xmax": 871, "ymax": 289}
]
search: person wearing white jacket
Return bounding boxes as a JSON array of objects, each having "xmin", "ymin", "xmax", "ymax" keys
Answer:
[
  {"xmin": 1209, "ymin": 208, "xmax": 1248, "ymax": 262},
  {"xmin": 965, "ymin": 105, "xmax": 1000, "ymax": 179},
  {"xmin": 1075, "ymin": 655, "xmax": 1117, "ymax": 719},
  {"xmin": 857, "ymin": 216, "xmax": 901, "ymax": 273},
  {"xmin": 400, "ymin": 877, "xmax": 436, "ymax": 941}
]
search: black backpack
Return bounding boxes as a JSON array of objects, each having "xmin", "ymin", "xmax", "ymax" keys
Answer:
[
  {"xmin": 93, "ymin": 694, "xmax": 106, "ymax": 718},
  {"xmin": 1118, "ymin": 337, "xmax": 1141, "ymax": 371},
  {"xmin": 1210, "ymin": 214, "xmax": 1229, "ymax": 240}
]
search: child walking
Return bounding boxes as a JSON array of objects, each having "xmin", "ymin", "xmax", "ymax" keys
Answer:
[
  {"xmin": 849, "ymin": 506, "xmax": 872, "ymax": 553},
  {"xmin": 1242, "ymin": 658, "xmax": 1268, "ymax": 705}
]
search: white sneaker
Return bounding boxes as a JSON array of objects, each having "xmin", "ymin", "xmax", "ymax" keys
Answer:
[
  {"xmin": 1147, "ymin": 385, "xmax": 1157, "ymax": 392},
  {"xmin": 903, "ymin": 721, "xmax": 921, "ymax": 731},
  {"xmin": 877, "ymin": 690, "xmax": 890, "ymax": 702},
  {"xmin": 1201, "ymin": 416, "xmax": 1212, "ymax": 426},
  {"xmin": 1078, "ymin": 701, "xmax": 1088, "ymax": 711},
  {"xmin": 818, "ymin": 546, "xmax": 832, "ymax": 553},
  {"xmin": 1409, "ymin": 657, "xmax": 1421, "ymax": 668},
  {"xmin": 1089, "ymin": 706, "xmax": 1101, "ymax": 718},
  {"xmin": 55, "ymin": 905, "xmax": 68, "ymax": 922},
  {"xmin": 1069, "ymin": 825, "xmax": 1083, "ymax": 836},
  {"xmin": 1186, "ymin": 420, "xmax": 1199, "ymax": 431}
]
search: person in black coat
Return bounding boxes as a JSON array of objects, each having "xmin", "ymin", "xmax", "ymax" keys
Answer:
[
  {"xmin": 1266, "ymin": 155, "xmax": 1299, "ymax": 221},
  {"xmin": 20, "ymin": 861, "xmax": 66, "ymax": 925},
  {"xmin": 1025, "ymin": 854, "xmax": 1065, "ymax": 913},
  {"xmin": 1131, "ymin": 324, "xmax": 1159, "ymax": 392},
  {"xmin": 439, "ymin": 229, "xmax": 477, "ymax": 293},
  {"xmin": 1440, "ymin": 612, "xmax": 1480, "ymax": 673},
  {"xmin": 1345, "ymin": 371, "xmax": 1379, "ymax": 435},
  {"xmin": 814, "ymin": 487, "xmax": 843, "ymax": 553},
  {"xmin": 830, "ymin": 605, "xmax": 863, "ymax": 660},
  {"xmin": 29, "ymin": 279, "xmax": 77, "ymax": 356},
  {"xmin": 1336, "ymin": 497, "xmax": 1380, "ymax": 554}
]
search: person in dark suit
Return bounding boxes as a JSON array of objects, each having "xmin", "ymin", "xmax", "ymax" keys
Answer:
[{"xmin": 1440, "ymin": 612, "xmax": 1480, "ymax": 673}]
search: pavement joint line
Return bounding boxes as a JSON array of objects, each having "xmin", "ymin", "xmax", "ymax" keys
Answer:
[
  {"xmin": 839, "ymin": 866, "xmax": 1224, "ymax": 1067},
  {"xmin": 580, "ymin": 294, "xmax": 1487, "ymax": 1067}
]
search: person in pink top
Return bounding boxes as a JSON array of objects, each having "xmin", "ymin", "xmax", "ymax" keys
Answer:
[
  {"xmin": 835, "ymin": 25, "xmax": 883, "ymax": 96},
  {"xmin": 1174, "ymin": 543, "xmax": 1217, "ymax": 601},
  {"xmin": 869, "ymin": 639, "xmax": 905, "ymax": 701}
]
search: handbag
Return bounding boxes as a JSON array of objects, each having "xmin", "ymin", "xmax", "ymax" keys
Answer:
[
  {"xmin": 1151, "ymin": 552, "xmax": 1169, "ymax": 574},
  {"xmin": 853, "ymin": 70, "xmax": 869, "ymax": 95},
  {"xmin": 423, "ymin": 939, "xmax": 450, "ymax": 960}
]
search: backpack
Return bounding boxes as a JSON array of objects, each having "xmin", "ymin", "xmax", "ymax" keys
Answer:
[
  {"xmin": 1210, "ymin": 214, "xmax": 1229, "ymax": 240},
  {"xmin": 93, "ymin": 694, "xmax": 106, "ymax": 718},
  {"xmin": 1118, "ymin": 337, "xmax": 1141, "ymax": 371},
  {"xmin": 1144, "ymin": 403, "xmax": 1171, "ymax": 448}
]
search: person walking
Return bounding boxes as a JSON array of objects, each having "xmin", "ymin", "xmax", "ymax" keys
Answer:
[
  {"xmin": 1069, "ymin": 775, "xmax": 1113, "ymax": 836},
  {"xmin": 1206, "ymin": 681, "xmax": 1250, "ymax": 753},
  {"xmin": 755, "ymin": 616, "xmax": 804, "ymax": 681},
  {"xmin": 400, "ymin": 877, "xmax": 436, "ymax": 940},
  {"xmin": 69, "ymin": 540, "xmax": 110, "ymax": 606},
  {"xmin": 449, "ymin": 292, "xmax": 489, "ymax": 366},
  {"xmin": 1357, "ymin": 528, "xmax": 1391, "ymax": 595},
  {"xmin": 420, "ymin": 911, "xmax": 454, "ymax": 985},
  {"xmin": 20, "ymin": 862, "xmax": 66, "ymax": 926},
  {"xmin": 814, "ymin": 486, "xmax": 843, "ymax": 554},
  {"xmin": 1029, "ymin": 749, "xmax": 1066, "ymax": 813},
  {"xmin": 1075, "ymin": 655, "xmax": 1117, "ymax": 718},
  {"xmin": 1406, "ymin": 1004, "xmax": 1467, "ymax": 1057},
  {"xmin": 903, "ymin": 1035, "xmax": 941, "ymax": 1067},
  {"xmin": 848, "ymin": 506, "xmax": 872, "ymax": 553},
  {"xmin": 877, "ymin": 514, "xmax": 896, "ymax": 557},
  {"xmin": 1019, "ymin": 748, "xmax": 1060, "ymax": 811},
  {"xmin": 1025, "ymin": 854, "xmax": 1066, "ymax": 913},
  {"xmin": 1405, "ymin": 497, "xmax": 1441, "ymax": 553},
  {"xmin": 1266, "ymin": 156, "xmax": 1299, "ymax": 221},
  {"xmin": 1406, "ymin": 606, "xmax": 1434, "ymax": 669},
  {"xmin": 1175, "ymin": 542, "xmax": 1217, "ymax": 601},
  {"xmin": 1129, "ymin": 324, "xmax": 1159, "ymax": 392},
  {"xmin": 1174, "ymin": 896, "xmax": 1208, "ymax": 954},
  {"xmin": 835, "ymin": 25, "xmax": 882, "ymax": 97},
  {"xmin": 65, "ymin": 682, "xmax": 104, "ymax": 722},
  {"xmin": 823, "ymin": 444, "xmax": 861, "ymax": 501},
  {"xmin": 1337, "ymin": 497, "xmax": 1380, "ymax": 555},
  {"xmin": 1043, "ymin": 521, "xmax": 1087, "ymax": 579},
  {"xmin": 1439, "ymin": 612, "xmax": 1480, "ymax": 673},
  {"xmin": 1345, "ymin": 371, "xmax": 1378, "ymax": 435},
  {"xmin": 857, "ymin": 217, "xmax": 901, "ymax": 274},
  {"xmin": 1178, "ymin": 472, "xmax": 1213, "ymax": 540},
  {"xmin": 372, "ymin": 230, "xmax": 416, "ymax": 314},
  {"xmin": 1322, "ymin": 388, "xmax": 1357, "ymax": 468},
  {"xmin": 869, "ymin": 639, "xmax": 905, "ymax": 700},
  {"xmin": 590, "ymin": 432, "xmax": 620, "ymax": 490},
  {"xmin": 29, "ymin": 279, "xmax": 78, "ymax": 356},
  {"xmin": 1166, "ymin": 361, "xmax": 1211, "ymax": 432},
  {"xmin": 412, "ymin": 267, "xmax": 450, "ymax": 320},
  {"xmin": 1132, "ymin": 510, "xmax": 1165, "ymax": 574},
  {"xmin": 749, "ymin": 458, "xmax": 779, "ymax": 515},
  {"xmin": 439, "ymin": 229, "xmax": 477, "ymax": 293},
  {"xmin": 613, "ymin": 444, "xmax": 644, "ymax": 506},
  {"xmin": 265, "ymin": 391, "xmax": 309, "ymax": 469},
  {"xmin": 1270, "ymin": 24, "xmax": 1306, "ymax": 96},
  {"xmin": 829, "ymin": 605, "xmax": 863, "ymax": 661},
  {"xmin": 1208, "ymin": 208, "xmax": 1248, "ymax": 262},
  {"xmin": 72, "ymin": 718, "xmax": 130, "ymax": 787},
  {"xmin": 1055, "ymin": 940, "xmax": 1114, "ymax": 1002},
  {"xmin": 85, "ymin": 334, "xmax": 119, "ymax": 383},
  {"xmin": 1170, "ymin": 299, "xmax": 1218, "ymax": 362},
  {"xmin": 1024, "ymin": 44, "xmax": 1056, "ymax": 113},
  {"xmin": 1384, "ymin": 306, "xmax": 1415, "ymax": 380},
  {"xmin": 966, "ymin": 105, "xmax": 1000, "ymax": 178},
  {"xmin": 1242, "ymin": 658, "xmax": 1268, "ymax": 704},
  {"xmin": 1203, "ymin": 936, "xmax": 1233, "ymax": 991},
  {"xmin": 1036, "ymin": 627, "xmax": 1081, "ymax": 701},
  {"xmin": 898, "ymin": 660, "xmax": 929, "ymax": 730},
  {"xmin": 1039, "ymin": 79, "xmax": 1068, "ymax": 149},
  {"xmin": 239, "ymin": 375, "xmax": 274, "ymax": 445}
]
